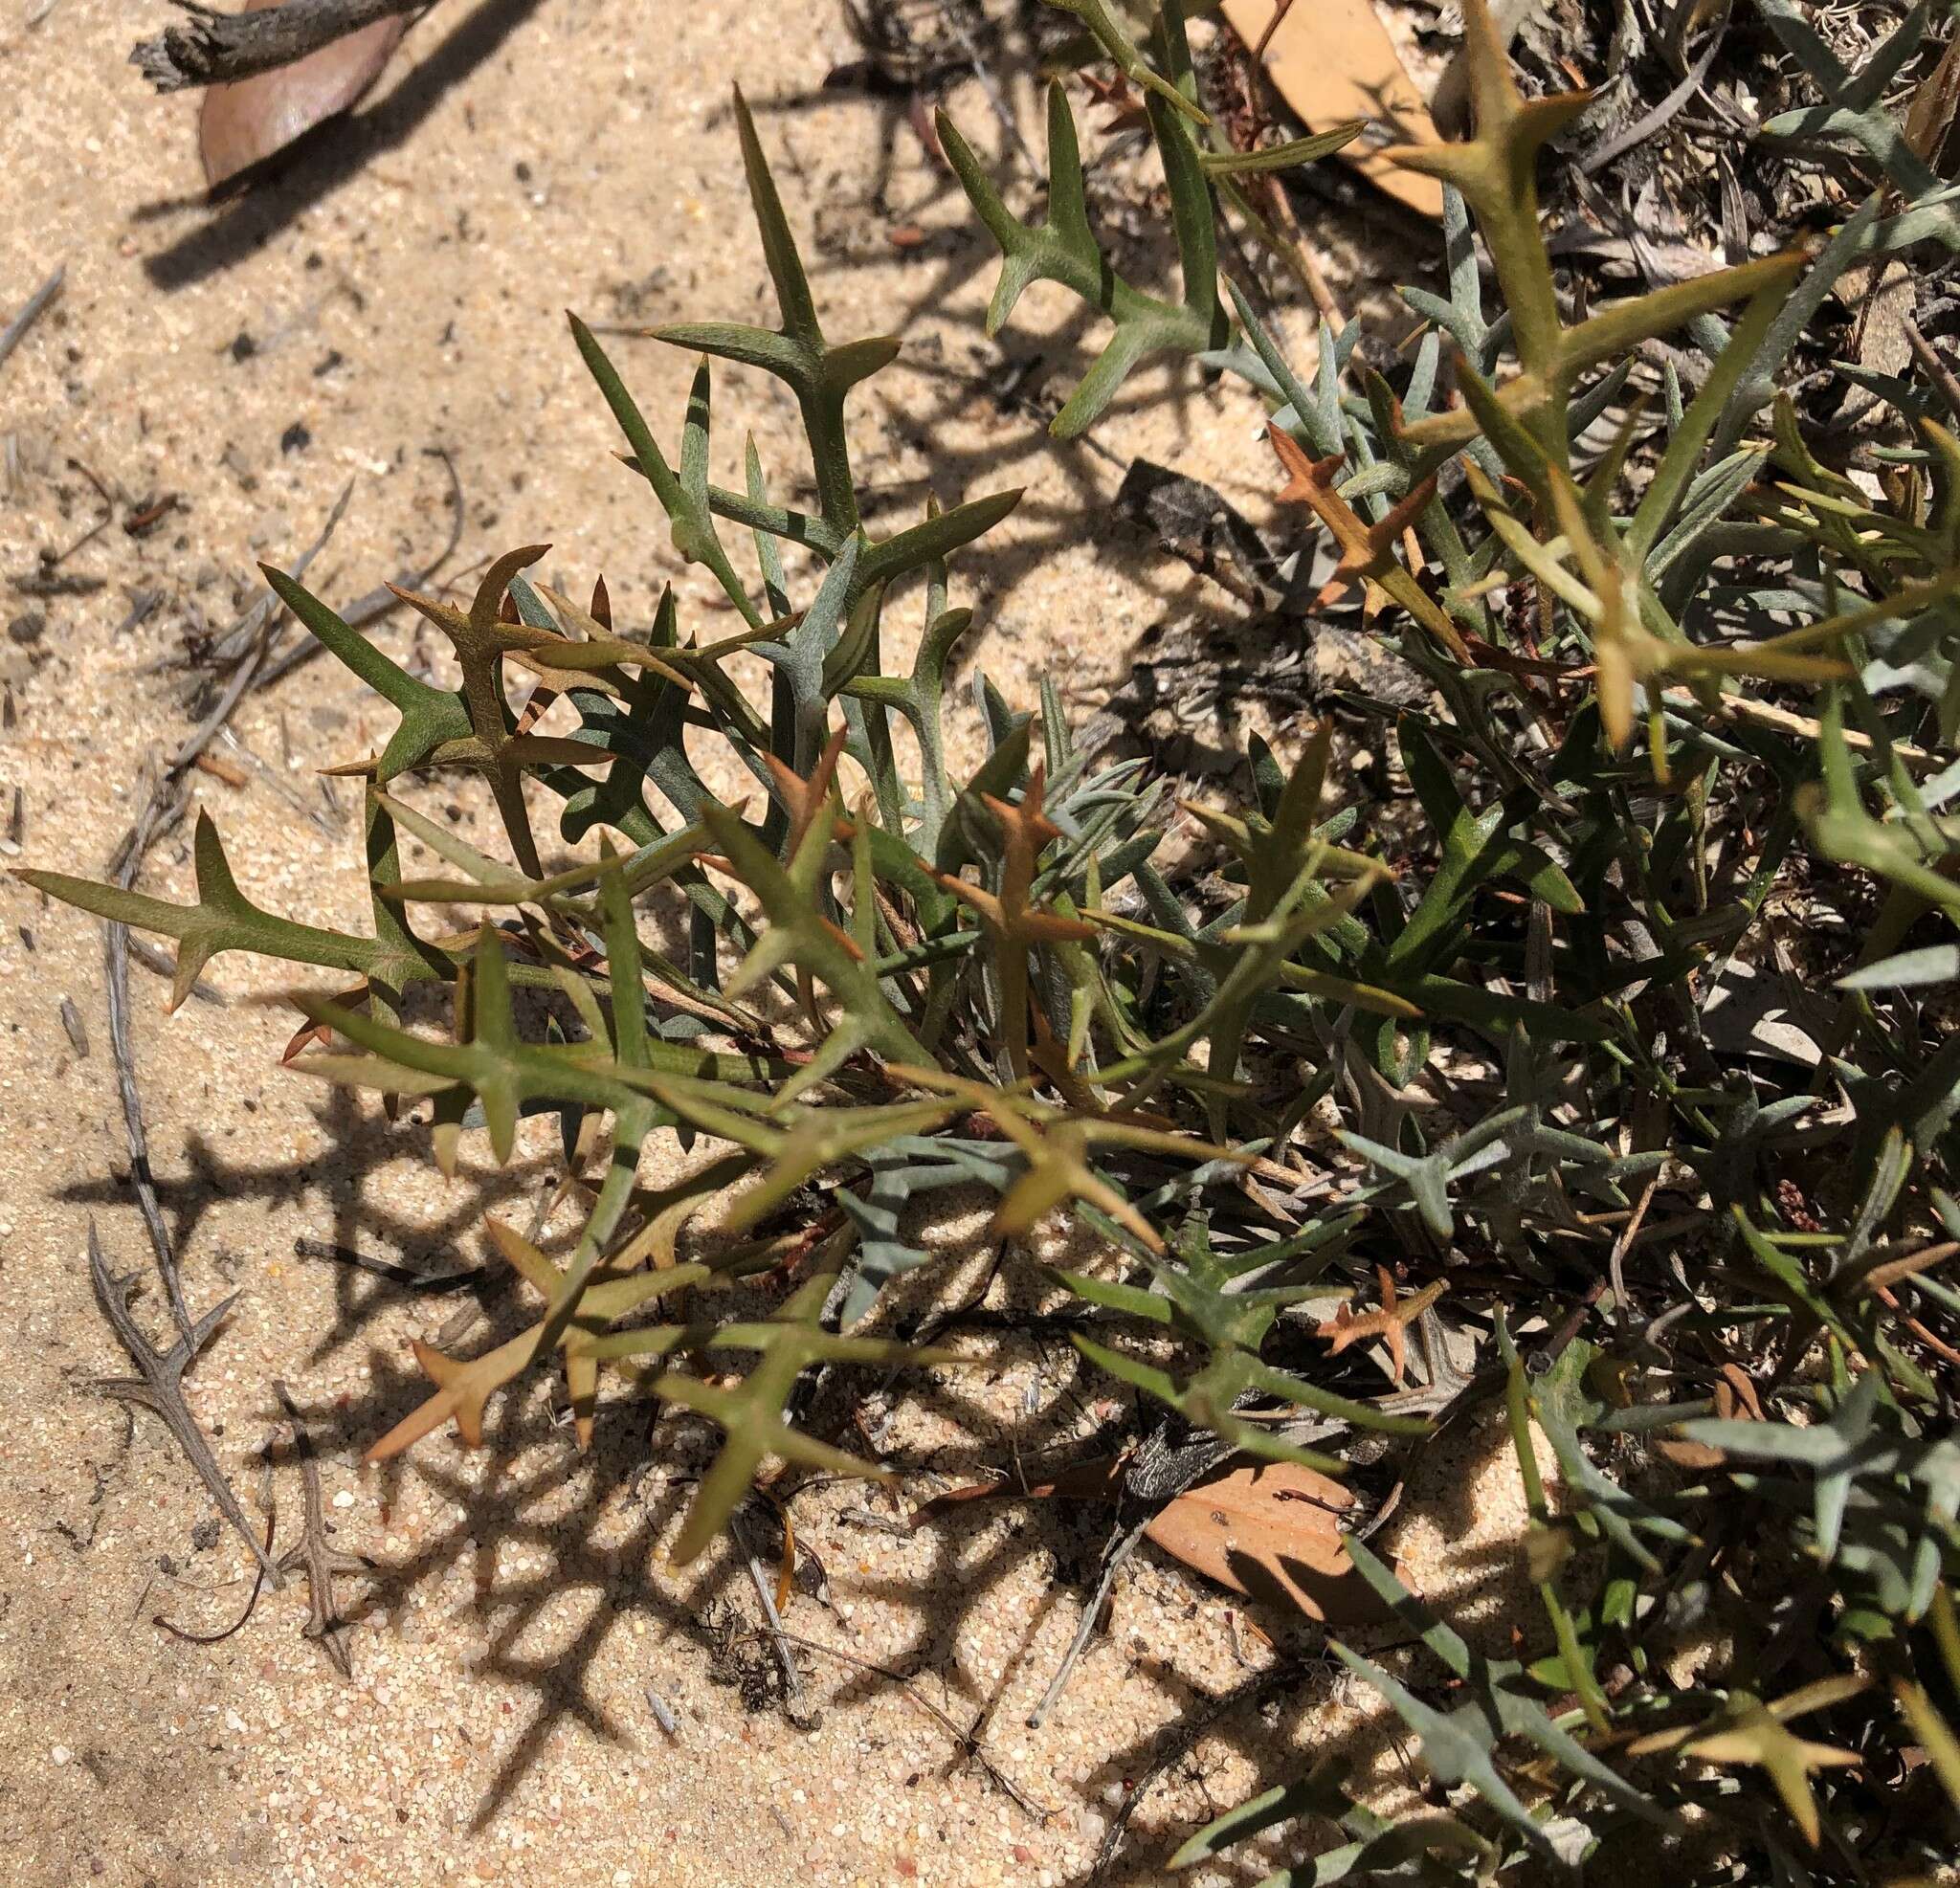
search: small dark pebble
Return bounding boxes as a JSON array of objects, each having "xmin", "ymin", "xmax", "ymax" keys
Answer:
[
  {"xmin": 313, "ymin": 349, "xmax": 345, "ymax": 377},
  {"xmin": 190, "ymin": 1519, "xmax": 220, "ymax": 1552},
  {"xmin": 7, "ymin": 611, "xmax": 44, "ymax": 645},
  {"xmin": 279, "ymin": 421, "xmax": 311, "ymax": 455},
  {"xmin": 229, "ymin": 331, "xmax": 256, "ymax": 363}
]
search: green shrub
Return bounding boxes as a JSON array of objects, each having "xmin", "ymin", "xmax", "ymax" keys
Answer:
[{"xmin": 24, "ymin": 0, "xmax": 1960, "ymax": 1874}]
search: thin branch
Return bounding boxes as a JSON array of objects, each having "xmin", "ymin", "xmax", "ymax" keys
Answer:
[
  {"xmin": 0, "ymin": 263, "xmax": 64, "ymax": 374},
  {"xmin": 105, "ymin": 778, "xmax": 195, "ymax": 1344},
  {"xmin": 1577, "ymin": 5, "xmax": 1731, "ymax": 177},
  {"xmin": 87, "ymin": 1221, "xmax": 283, "ymax": 1588},
  {"xmin": 750, "ymin": 1629, "xmax": 1054, "ymax": 1821},
  {"xmin": 747, "ymin": 1553, "xmax": 819, "ymax": 1725},
  {"xmin": 274, "ymin": 1380, "xmax": 369, "ymax": 1677},
  {"xmin": 1088, "ymin": 1658, "xmax": 1316, "ymax": 1885},
  {"xmin": 255, "ymin": 446, "xmax": 464, "ymax": 691},
  {"xmin": 132, "ymin": 0, "xmax": 429, "ymax": 95},
  {"xmin": 153, "ymin": 1437, "xmax": 277, "ymax": 1643},
  {"xmin": 1026, "ymin": 1512, "xmax": 1150, "ymax": 1730},
  {"xmin": 1903, "ymin": 314, "xmax": 1960, "ymax": 428}
]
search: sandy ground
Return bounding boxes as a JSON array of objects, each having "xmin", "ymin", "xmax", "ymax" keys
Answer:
[{"xmin": 0, "ymin": 4, "xmax": 1543, "ymax": 1884}]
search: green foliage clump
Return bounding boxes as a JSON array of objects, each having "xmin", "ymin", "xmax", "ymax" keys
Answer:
[{"xmin": 23, "ymin": 0, "xmax": 1960, "ymax": 1876}]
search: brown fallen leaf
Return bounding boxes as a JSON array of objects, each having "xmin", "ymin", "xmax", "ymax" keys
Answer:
[
  {"xmin": 1844, "ymin": 256, "xmax": 1914, "ymax": 387},
  {"xmin": 1907, "ymin": 29, "xmax": 1960, "ymax": 178},
  {"xmin": 916, "ymin": 1454, "xmax": 1384, "ymax": 1625},
  {"xmin": 1221, "ymin": 0, "xmax": 1444, "ymax": 219},
  {"xmin": 1145, "ymin": 1459, "xmax": 1383, "ymax": 1625},
  {"xmin": 200, "ymin": 2, "xmax": 407, "ymax": 189}
]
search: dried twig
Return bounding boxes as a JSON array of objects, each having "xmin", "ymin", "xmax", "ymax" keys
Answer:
[
  {"xmin": 752, "ymin": 1629, "xmax": 1053, "ymax": 1821},
  {"xmin": 741, "ymin": 1536, "xmax": 820, "ymax": 1730},
  {"xmin": 1903, "ymin": 315, "xmax": 1960, "ymax": 428},
  {"xmin": 1577, "ymin": 5, "xmax": 1731, "ymax": 176},
  {"xmin": 87, "ymin": 475, "xmax": 366, "ymax": 1572},
  {"xmin": 105, "ymin": 778, "xmax": 196, "ymax": 1344},
  {"xmin": 294, "ymin": 1234, "xmax": 479, "ymax": 1291},
  {"xmin": 173, "ymin": 482, "xmax": 353, "ymax": 767},
  {"xmin": 273, "ymin": 1381, "xmax": 368, "ymax": 1677},
  {"xmin": 1027, "ymin": 1510, "xmax": 1151, "ymax": 1730},
  {"xmin": 0, "ymin": 263, "xmax": 64, "ymax": 374},
  {"xmin": 87, "ymin": 1221, "xmax": 283, "ymax": 1588},
  {"xmin": 102, "ymin": 480, "xmax": 354, "ymax": 1334},
  {"xmin": 255, "ymin": 447, "xmax": 464, "ymax": 690},
  {"xmin": 1087, "ymin": 1658, "xmax": 1315, "ymax": 1884},
  {"xmin": 198, "ymin": 479, "xmax": 353, "ymax": 676},
  {"xmin": 938, "ymin": 0, "xmax": 1037, "ymax": 177},
  {"xmin": 132, "ymin": 0, "xmax": 429, "ymax": 94},
  {"xmin": 153, "ymin": 1439, "xmax": 277, "ymax": 1645}
]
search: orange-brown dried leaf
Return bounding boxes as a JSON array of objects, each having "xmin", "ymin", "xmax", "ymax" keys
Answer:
[{"xmin": 1144, "ymin": 1460, "xmax": 1383, "ymax": 1625}]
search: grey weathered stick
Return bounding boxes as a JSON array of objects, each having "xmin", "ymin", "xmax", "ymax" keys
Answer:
[
  {"xmin": 105, "ymin": 778, "xmax": 197, "ymax": 1344},
  {"xmin": 200, "ymin": 479, "xmax": 352, "ymax": 674},
  {"xmin": 1904, "ymin": 315, "xmax": 1960, "ymax": 429},
  {"xmin": 97, "ymin": 481, "xmax": 355, "ymax": 1405},
  {"xmin": 273, "ymin": 1380, "xmax": 368, "ymax": 1677},
  {"xmin": 0, "ymin": 263, "xmax": 64, "ymax": 373},
  {"xmin": 1025, "ymin": 1511, "xmax": 1150, "ymax": 1730},
  {"xmin": 1576, "ymin": 5, "xmax": 1730, "ymax": 177},
  {"xmin": 172, "ymin": 481, "xmax": 353, "ymax": 769},
  {"xmin": 746, "ymin": 1553, "xmax": 820, "ymax": 1731},
  {"xmin": 254, "ymin": 446, "xmax": 463, "ymax": 690},
  {"xmin": 753, "ymin": 1629, "xmax": 1052, "ymax": 1821},
  {"xmin": 152, "ymin": 1438, "xmax": 277, "ymax": 1643},
  {"xmin": 132, "ymin": 0, "xmax": 428, "ymax": 94},
  {"xmin": 87, "ymin": 1220, "xmax": 283, "ymax": 1588},
  {"xmin": 1087, "ymin": 1659, "xmax": 1312, "ymax": 1885},
  {"xmin": 938, "ymin": 0, "xmax": 1038, "ymax": 178}
]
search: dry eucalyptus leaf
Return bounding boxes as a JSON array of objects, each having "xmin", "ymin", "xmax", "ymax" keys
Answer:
[
  {"xmin": 199, "ymin": 3, "xmax": 407, "ymax": 189},
  {"xmin": 915, "ymin": 1453, "xmax": 1379, "ymax": 1622},
  {"xmin": 1144, "ymin": 1460, "xmax": 1383, "ymax": 1624},
  {"xmin": 1220, "ymin": 0, "xmax": 1444, "ymax": 218},
  {"xmin": 1847, "ymin": 256, "xmax": 1915, "ymax": 385},
  {"xmin": 1906, "ymin": 30, "xmax": 1960, "ymax": 178}
]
